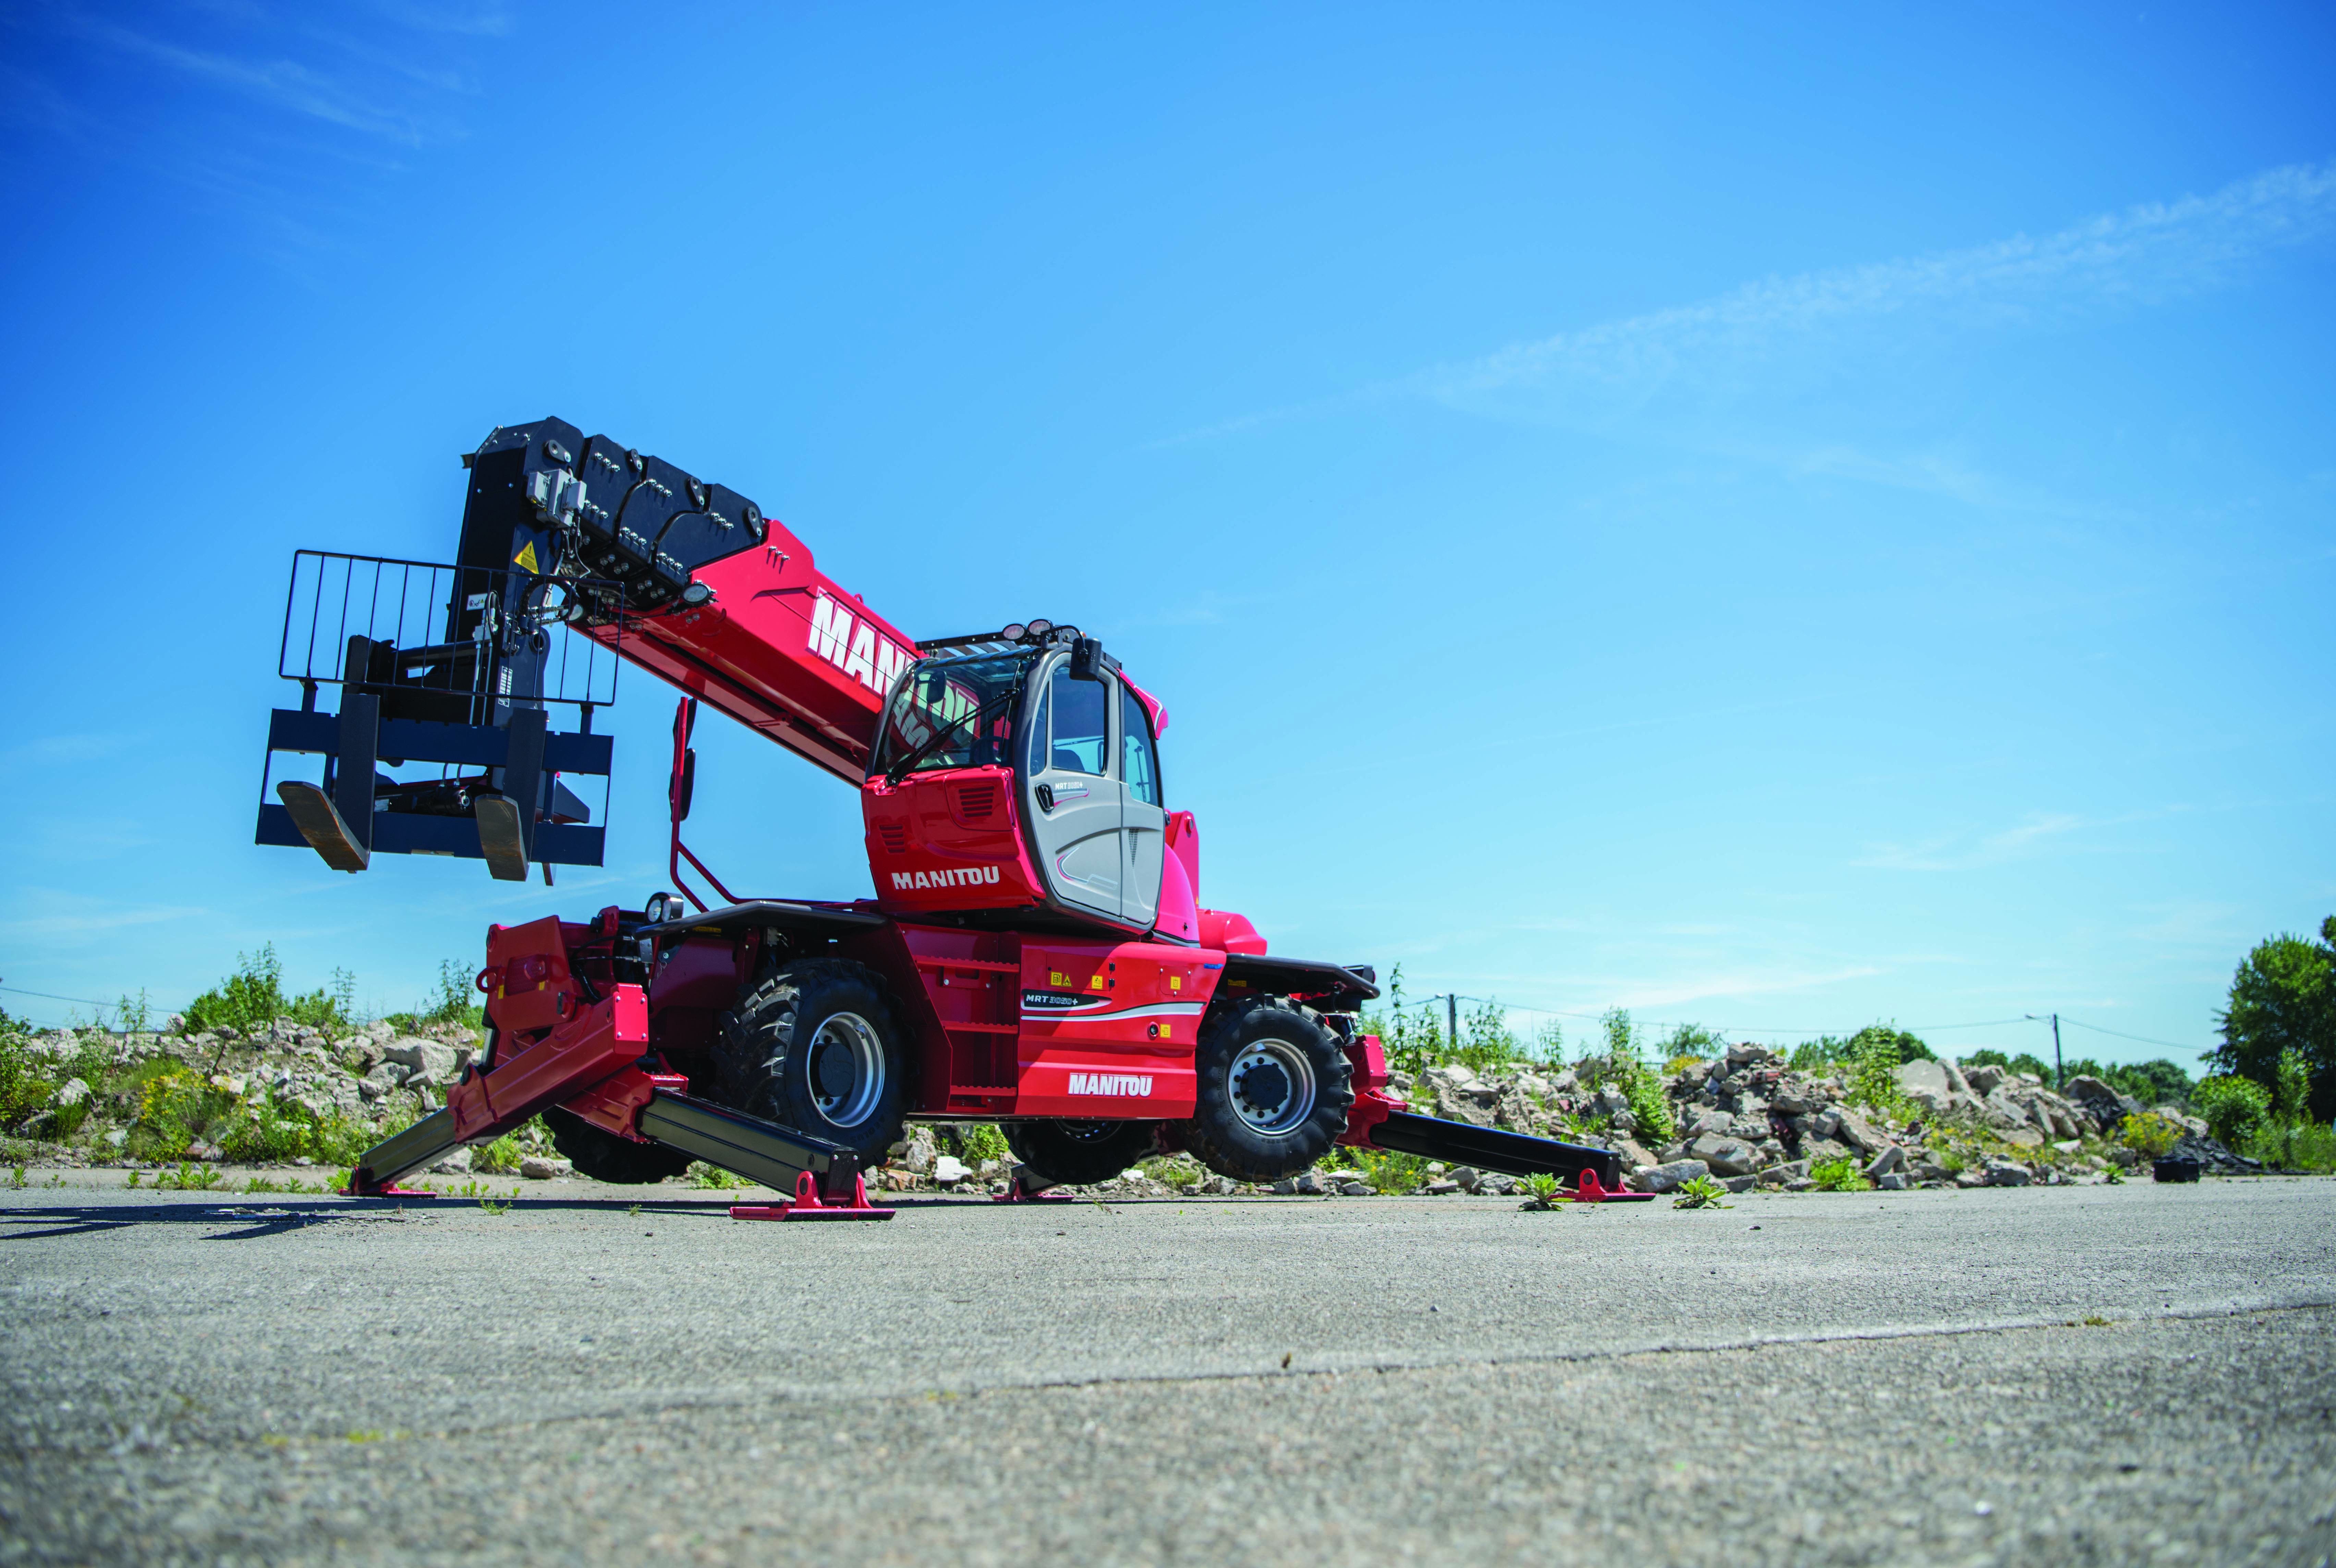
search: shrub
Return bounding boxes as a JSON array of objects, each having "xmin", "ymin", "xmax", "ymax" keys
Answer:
[
  {"xmin": 2117, "ymin": 1112, "xmax": 2185, "ymax": 1158},
  {"xmin": 952, "ymin": 1123, "xmax": 1012, "ymax": 1164},
  {"xmin": 1966, "ymin": 1046, "xmax": 2054, "ymax": 1082},
  {"xmin": 1655, "ymin": 1023, "xmax": 1725, "ymax": 1061},
  {"xmin": 1576, "ymin": 1010, "xmax": 1675, "ymax": 1149},
  {"xmin": 1810, "ymin": 1155, "xmax": 1870, "ymax": 1192},
  {"xmin": 474, "ymin": 1132, "xmax": 526, "ymax": 1174},
  {"xmin": 2193, "ymin": 1075, "xmax": 2272, "ymax": 1146},
  {"xmin": 0, "ymin": 1020, "xmax": 58, "ymax": 1128},
  {"xmin": 2209, "ymin": 916, "xmax": 2334, "ymax": 1124},
  {"xmin": 687, "ymin": 1161, "xmax": 750, "ymax": 1189},
  {"xmin": 1847, "ymin": 1030, "xmax": 1917, "ymax": 1118},
  {"xmin": 1350, "ymin": 1148, "xmax": 1428, "ymax": 1194},
  {"xmin": 184, "ymin": 945, "xmax": 353, "ymax": 1036}
]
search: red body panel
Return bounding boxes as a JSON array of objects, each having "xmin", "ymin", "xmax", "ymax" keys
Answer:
[
  {"xmin": 838, "ymin": 924, "xmax": 1226, "ymax": 1121},
  {"xmin": 861, "ymin": 766, "xmax": 1047, "ymax": 916},
  {"xmin": 448, "ymin": 983, "xmax": 650, "ymax": 1143},
  {"xmin": 1010, "ymin": 939, "xmax": 1221, "ymax": 1119}
]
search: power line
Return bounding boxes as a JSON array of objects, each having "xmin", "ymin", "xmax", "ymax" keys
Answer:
[
  {"xmin": 2059, "ymin": 1016, "xmax": 2216, "ymax": 1055},
  {"xmin": 1386, "ymin": 992, "xmax": 2207, "ymax": 1053},
  {"xmin": 0, "ymin": 983, "xmax": 180, "ymax": 1010},
  {"xmin": 1398, "ymin": 993, "xmax": 2044, "ymax": 1039}
]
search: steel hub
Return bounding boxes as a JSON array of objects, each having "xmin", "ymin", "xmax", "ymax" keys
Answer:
[
  {"xmin": 1229, "ymin": 1040, "xmax": 1315, "ymax": 1136},
  {"xmin": 806, "ymin": 1011, "xmax": 885, "ymax": 1128}
]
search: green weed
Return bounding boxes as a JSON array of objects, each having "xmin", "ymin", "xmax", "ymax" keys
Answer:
[
  {"xmin": 1810, "ymin": 1155, "xmax": 1871, "ymax": 1192},
  {"xmin": 685, "ymin": 1161, "xmax": 749, "ymax": 1189},
  {"xmin": 2118, "ymin": 1112, "xmax": 2185, "ymax": 1158},
  {"xmin": 1518, "ymin": 1171, "xmax": 1566, "ymax": 1210},
  {"xmin": 1671, "ymin": 1174, "xmax": 1733, "ymax": 1209}
]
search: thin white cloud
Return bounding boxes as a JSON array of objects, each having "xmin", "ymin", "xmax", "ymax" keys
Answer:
[
  {"xmin": 71, "ymin": 15, "xmax": 430, "ymax": 144},
  {"xmin": 1419, "ymin": 161, "xmax": 2336, "ymax": 426},
  {"xmin": 0, "ymin": 733, "xmax": 132, "ymax": 774},
  {"xmin": 1154, "ymin": 160, "xmax": 2336, "ymax": 486},
  {"xmin": 1854, "ymin": 812, "xmax": 2086, "ymax": 871}
]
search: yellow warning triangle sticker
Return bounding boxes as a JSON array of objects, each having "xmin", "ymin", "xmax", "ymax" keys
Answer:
[{"xmin": 513, "ymin": 540, "xmax": 539, "ymax": 574}]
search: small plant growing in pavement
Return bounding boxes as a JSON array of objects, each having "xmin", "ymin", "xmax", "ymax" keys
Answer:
[
  {"xmin": 1518, "ymin": 1172, "xmax": 1566, "ymax": 1210},
  {"xmin": 1671, "ymin": 1174, "xmax": 1732, "ymax": 1209},
  {"xmin": 1810, "ymin": 1154, "xmax": 1871, "ymax": 1192}
]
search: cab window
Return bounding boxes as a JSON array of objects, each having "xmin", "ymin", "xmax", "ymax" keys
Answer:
[
  {"xmin": 1048, "ymin": 664, "xmax": 1110, "ymax": 775},
  {"xmin": 1121, "ymin": 685, "xmax": 1160, "ymax": 806}
]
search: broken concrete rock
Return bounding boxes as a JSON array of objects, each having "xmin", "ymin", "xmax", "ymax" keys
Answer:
[
  {"xmin": 1686, "ymin": 1134, "xmax": 1759, "ymax": 1176},
  {"xmin": 1630, "ymin": 1158, "xmax": 1712, "ymax": 1194}
]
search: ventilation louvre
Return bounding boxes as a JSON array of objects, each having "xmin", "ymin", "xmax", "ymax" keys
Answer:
[
  {"xmin": 875, "ymin": 819, "xmax": 909, "ymax": 854},
  {"xmin": 953, "ymin": 782, "xmax": 999, "ymax": 823}
]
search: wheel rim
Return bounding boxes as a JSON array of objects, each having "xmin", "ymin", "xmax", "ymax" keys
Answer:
[
  {"xmin": 1228, "ymin": 1038, "xmax": 1316, "ymax": 1136},
  {"xmin": 805, "ymin": 1011, "xmax": 885, "ymax": 1129}
]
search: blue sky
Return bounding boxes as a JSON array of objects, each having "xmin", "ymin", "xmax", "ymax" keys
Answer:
[{"xmin": 1, "ymin": 2, "xmax": 2329, "ymax": 1070}]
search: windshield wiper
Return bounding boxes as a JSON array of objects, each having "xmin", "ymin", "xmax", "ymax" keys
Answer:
[{"xmin": 884, "ymin": 692, "xmax": 1015, "ymax": 784}]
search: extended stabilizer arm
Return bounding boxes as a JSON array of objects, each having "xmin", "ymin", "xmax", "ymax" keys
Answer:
[{"xmin": 345, "ymin": 984, "xmax": 887, "ymax": 1217}]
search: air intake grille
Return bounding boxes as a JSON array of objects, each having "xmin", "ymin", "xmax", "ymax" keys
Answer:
[
  {"xmin": 875, "ymin": 820, "xmax": 909, "ymax": 854},
  {"xmin": 953, "ymin": 782, "xmax": 998, "ymax": 823}
]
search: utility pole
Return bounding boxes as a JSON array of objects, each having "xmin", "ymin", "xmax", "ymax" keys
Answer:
[
  {"xmin": 2027, "ymin": 1012, "xmax": 2065, "ymax": 1089},
  {"xmin": 1447, "ymin": 993, "xmax": 1460, "ymax": 1053}
]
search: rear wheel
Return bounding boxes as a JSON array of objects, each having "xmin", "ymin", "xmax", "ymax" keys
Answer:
[
  {"xmin": 1175, "ymin": 997, "xmax": 1353, "ymax": 1183},
  {"xmin": 544, "ymin": 1105, "xmax": 695, "ymax": 1185},
  {"xmin": 1005, "ymin": 1119, "xmax": 1159, "ymax": 1187},
  {"xmin": 716, "ymin": 958, "xmax": 909, "ymax": 1166}
]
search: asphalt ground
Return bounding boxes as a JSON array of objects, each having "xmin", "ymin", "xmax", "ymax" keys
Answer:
[{"xmin": 2, "ymin": 1173, "xmax": 2332, "ymax": 1566}]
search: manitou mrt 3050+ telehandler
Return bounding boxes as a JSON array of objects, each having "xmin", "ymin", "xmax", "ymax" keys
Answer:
[{"xmin": 257, "ymin": 416, "xmax": 1627, "ymax": 1212}]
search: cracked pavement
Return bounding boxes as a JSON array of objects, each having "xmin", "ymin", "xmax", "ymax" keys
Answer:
[{"xmin": 2, "ymin": 1174, "xmax": 2332, "ymax": 1565}]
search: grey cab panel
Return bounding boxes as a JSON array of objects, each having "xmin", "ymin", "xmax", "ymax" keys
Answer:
[
  {"xmin": 1023, "ymin": 656, "xmax": 1121, "ymax": 919},
  {"xmin": 1019, "ymin": 653, "xmax": 1167, "ymax": 930}
]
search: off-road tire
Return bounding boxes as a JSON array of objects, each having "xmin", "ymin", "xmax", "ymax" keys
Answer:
[
  {"xmin": 1174, "ymin": 996, "xmax": 1354, "ymax": 1183},
  {"xmin": 1005, "ymin": 1119, "xmax": 1160, "ymax": 1188},
  {"xmin": 544, "ymin": 1105, "xmax": 695, "ymax": 1185},
  {"xmin": 715, "ymin": 957, "xmax": 909, "ymax": 1166}
]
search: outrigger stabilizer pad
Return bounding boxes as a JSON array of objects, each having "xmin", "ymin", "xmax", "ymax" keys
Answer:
[
  {"xmin": 731, "ymin": 1168, "xmax": 895, "ymax": 1222},
  {"xmin": 276, "ymin": 781, "xmax": 370, "ymax": 873},
  {"xmin": 993, "ymin": 1166, "xmax": 1074, "ymax": 1202},
  {"xmin": 1572, "ymin": 1169, "xmax": 1654, "ymax": 1203}
]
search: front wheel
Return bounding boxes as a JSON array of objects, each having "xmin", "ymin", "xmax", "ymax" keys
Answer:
[
  {"xmin": 1005, "ymin": 1119, "xmax": 1160, "ymax": 1187},
  {"xmin": 716, "ymin": 958, "xmax": 909, "ymax": 1166},
  {"xmin": 1173, "ymin": 997, "xmax": 1353, "ymax": 1183}
]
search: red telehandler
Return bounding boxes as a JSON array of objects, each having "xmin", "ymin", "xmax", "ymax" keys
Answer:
[{"xmin": 257, "ymin": 417, "xmax": 1626, "ymax": 1211}]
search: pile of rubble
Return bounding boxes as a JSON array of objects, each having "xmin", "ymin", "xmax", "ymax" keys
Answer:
[
  {"xmin": 5, "ymin": 1016, "xmax": 522, "ymax": 1169},
  {"xmin": 1404, "ymin": 1042, "xmax": 2251, "ymax": 1193},
  {"xmin": 7, "ymin": 1017, "xmax": 2248, "ymax": 1196}
]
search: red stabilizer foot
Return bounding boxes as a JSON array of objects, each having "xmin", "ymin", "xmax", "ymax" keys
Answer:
[
  {"xmin": 732, "ymin": 1170, "xmax": 894, "ymax": 1222},
  {"xmin": 339, "ymin": 1183, "xmax": 440, "ymax": 1199},
  {"xmin": 1573, "ymin": 1169, "xmax": 1655, "ymax": 1204}
]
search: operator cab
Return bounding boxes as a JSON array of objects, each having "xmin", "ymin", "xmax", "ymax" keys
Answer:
[{"xmin": 862, "ymin": 624, "xmax": 1171, "ymax": 935}]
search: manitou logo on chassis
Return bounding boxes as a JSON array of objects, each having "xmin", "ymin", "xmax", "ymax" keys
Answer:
[
  {"xmin": 1068, "ymin": 1073, "xmax": 1154, "ymax": 1097},
  {"xmin": 890, "ymin": 867, "xmax": 1002, "ymax": 891},
  {"xmin": 808, "ymin": 592, "xmax": 914, "ymax": 696}
]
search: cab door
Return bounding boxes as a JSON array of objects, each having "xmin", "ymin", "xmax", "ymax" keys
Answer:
[
  {"xmin": 1119, "ymin": 683, "xmax": 1165, "ymax": 929},
  {"xmin": 1022, "ymin": 656, "xmax": 1121, "ymax": 919}
]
